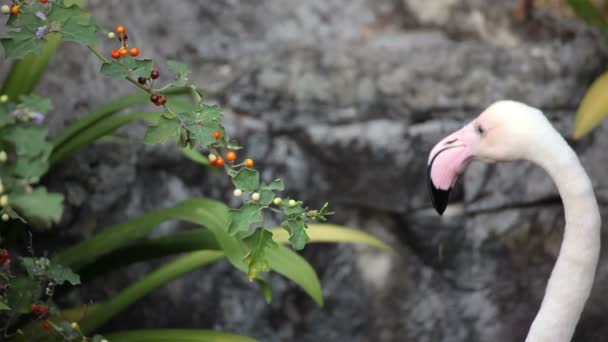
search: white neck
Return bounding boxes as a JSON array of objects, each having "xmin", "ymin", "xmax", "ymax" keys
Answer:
[{"xmin": 524, "ymin": 131, "xmax": 601, "ymax": 342}]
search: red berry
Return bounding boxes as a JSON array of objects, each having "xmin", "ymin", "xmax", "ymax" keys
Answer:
[
  {"xmin": 42, "ymin": 321, "xmax": 51, "ymax": 331},
  {"xmin": 111, "ymin": 50, "xmax": 120, "ymax": 59},
  {"xmin": 157, "ymin": 96, "xmax": 167, "ymax": 105},
  {"xmin": 39, "ymin": 0, "xmax": 48, "ymax": 3},
  {"xmin": 137, "ymin": 77, "xmax": 147, "ymax": 84},
  {"xmin": 150, "ymin": 69, "xmax": 160, "ymax": 79},
  {"xmin": 210, "ymin": 159, "xmax": 218, "ymax": 167},
  {"xmin": 37, "ymin": 306, "xmax": 48, "ymax": 316},
  {"xmin": 150, "ymin": 94, "xmax": 159, "ymax": 104},
  {"xmin": 215, "ymin": 157, "xmax": 225, "ymax": 167},
  {"xmin": 30, "ymin": 304, "xmax": 37, "ymax": 313},
  {"xmin": 129, "ymin": 47, "xmax": 139, "ymax": 57},
  {"xmin": 119, "ymin": 47, "xmax": 128, "ymax": 57},
  {"xmin": 116, "ymin": 25, "xmax": 126, "ymax": 34},
  {"xmin": 0, "ymin": 249, "xmax": 10, "ymax": 264},
  {"xmin": 244, "ymin": 158, "xmax": 254, "ymax": 168},
  {"xmin": 226, "ymin": 151, "xmax": 237, "ymax": 162},
  {"xmin": 213, "ymin": 131, "xmax": 221, "ymax": 140}
]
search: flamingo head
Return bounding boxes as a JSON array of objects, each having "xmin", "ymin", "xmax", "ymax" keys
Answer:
[{"xmin": 427, "ymin": 100, "xmax": 551, "ymax": 215}]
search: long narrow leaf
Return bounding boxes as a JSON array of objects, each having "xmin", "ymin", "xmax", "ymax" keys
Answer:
[
  {"xmin": 49, "ymin": 111, "xmax": 160, "ymax": 165},
  {"xmin": 572, "ymin": 71, "xmax": 608, "ymax": 139},
  {"xmin": 79, "ymin": 251, "xmax": 224, "ymax": 334},
  {"xmin": 51, "ymin": 87, "xmax": 189, "ymax": 152},
  {"xmin": 103, "ymin": 329, "xmax": 258, "ymax": 342}
]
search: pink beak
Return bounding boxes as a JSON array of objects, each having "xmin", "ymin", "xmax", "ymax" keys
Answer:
[{"xmin": 427, "ymin": 124, "xmax": 478, "ymax": 215}]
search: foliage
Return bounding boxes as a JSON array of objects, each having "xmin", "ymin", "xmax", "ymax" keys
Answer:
[
  {"xmin": 566, "ymin": 0, "xmax": 608, "ymax": 138},
  {"xmin": 0, "ymin": 1, "xmax": 392, "ymax": 341}
]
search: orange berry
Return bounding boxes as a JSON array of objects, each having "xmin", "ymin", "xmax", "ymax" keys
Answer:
[
  {"xmin": 129, "ymin": 47, "xmax": 139, "ymax": 57},
  {"xmin": 10, "ymin": 5, "xmax": 20, "ymax": 15},
  {"xmin": 215, "ymin": 157, "xmax": 225, "ymax": 167},
  {"xmin": 244, "ymin": 158, "xmax": 254, "ymax": 168},
  {"xmin": 119, "ymin": 47, "xmax": 128, "ymax": 56},
  {"xmin": 213, "ymin": 131, "xmax": 221, "ymax": 140},
  {"xmin": 111, "ymin": 49, "xmax": 120, "ymax": 59},
  {"xmin": 116, "ymin": 25, "xmax": 126, "ymax": 34},
  {"xmin": 226, "ymin": 151, "xmax": 237, "ymax": 162}
]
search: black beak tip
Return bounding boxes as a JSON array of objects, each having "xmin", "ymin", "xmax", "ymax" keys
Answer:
[{"xmin": 427, "ymin": 165, "xmax": 451, "ymax": 216}]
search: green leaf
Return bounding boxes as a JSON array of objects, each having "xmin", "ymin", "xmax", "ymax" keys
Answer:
[
  {"xmin": 566, "ymin": 0, "xmax": 608, "ymax": 30},
  {"xmin": 11, "ymin": 187, "xmax": 64, "ymax": 227},
  {"xmin": 282, "ymin": 200, "xmax": 304, "ymax": 216},
  {"xmin": 1, "ymin": 31, "xmax": 46, "ymax": 59},
  {"xmin": 132, "ymin": 59, "xmax": 154, "ymax": 77},
  {"xmin": 255, "ymin": 277, "xmax": 272, "ymax": 304},
  {"xmin": 3, "ymin": 126, "xmax": 49, "ymax": 158},
  {"xmin": 228, "ymin": 203, "xmax": 263, "ymax": 235},
  {"xmin": 167, "ymin": 60, "xmax": 190, "ymax": 76},
  {"xmin": 61, "ymin": 15, "xmax": 99, "ymax": 45},
  {"xmin": 103, "ymin": 329, "xmax": 258, "ymax": 342},
  {"xmin": 264, "ymin": 179, "xmax": 285, "ymax": 191},
  {"xmin": 0, "ymin": 106, "xmax": 15, "ymax": 127},
  {"xmin": 573, "ymin": 71, "xmax": 608, "ymax": 138},
  {"xmin": 19, "ymin": 94, "xmax": 53, "ymax": 113},
  {"xmin": 0, "ymin": 302, "xmax": 10, "ymax": 310},
  {"xmin": 48, "ymin": 263, "xmax": 80, "ymax": 285},
  {"xmin": 258, "ymin": 189, "xmax": 275, "ymax": 206},
  {"xmin": 180, "ymin": 146, "xmax": 211, "ymax": 167},
  {"xmin": 231, "ymin": 168, "xmax": 259, "ymax": 192},
  {"xmin": 178, "ymin": 109, "xmax": 224, "ymax": 147},
  {"xmin": 284, "ymin": 218, "xmax": 309, "ymax": 251},
  {"xmin": 100, "ymin": 61, "xmax": 129, "ymax": 78},
  {"xmin": 7, "ymin": 276, "xmax": 39, "ymax": 313},
  {"xmin": 144, "ymin": 117, "xmax": 180, "ymax": 144},
  {"xmin": 243, "ymin": 228, "xmax": 278, "ymax": 280}
]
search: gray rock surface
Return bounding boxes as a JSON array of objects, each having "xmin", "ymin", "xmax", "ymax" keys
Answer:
[{"xmin": 4, "ymin": 0, "xmax": 608, "ymax": 341}]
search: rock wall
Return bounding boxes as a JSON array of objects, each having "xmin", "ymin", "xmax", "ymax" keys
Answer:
[{"xmin": 6, "ymin": 0, "xmax": 608, "ymax": 341}]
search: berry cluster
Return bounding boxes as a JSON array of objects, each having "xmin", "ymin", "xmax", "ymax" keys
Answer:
[
  {"xmin": 141, "ymin": 69, "xmax": 168, "ymax": 106},
  {"xmin": 208, "ymin": 152, "xmax": 254, "ymax": 169},
  {"xmin": 1, "ymin": 0, "xmax": 49, "ymax": 16},
  {"xmin": 30, "ymin": 304, "xmax": 48, "ymax": 318},
  {"xmin": 108, "ymin": 25, "xmax": 139, "ymax": 59}
]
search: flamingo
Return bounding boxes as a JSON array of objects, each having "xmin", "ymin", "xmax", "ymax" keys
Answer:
[{"xmin": 426, "ymin": 100, "xmax": 601, "ymax": 342}]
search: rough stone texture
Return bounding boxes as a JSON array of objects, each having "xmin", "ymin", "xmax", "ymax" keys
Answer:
[{"xmin": 3, "ymin": 0, "xmax": 608, "ymax": 341}]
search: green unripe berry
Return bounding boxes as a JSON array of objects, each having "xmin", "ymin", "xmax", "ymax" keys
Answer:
[
  {"xmin": 273, "ymin": 197, "xmax": 282, "ymax": 205},
  {"xmin": 0, "ymin": 195, "xmax": 7, "ymax": 207},
  {"xmin": 288, "ymin": 199, "xmax": 297, "ymax": 207},
  {"xmin": 1, "ymin": 213, "xmax": 8, "ymax": 222},
  {"xmin": 0, "ymin": 94, "xmax": 8, "ymax": 103},
  {"xmin": 233, "ymin": 189, "xmax": 242, "ymax": 197},
  {"xmin": 0, "ymin": 5, "xmax": 9, "ymax": 15},
  {"xmin": 107, "ymin": 32, "xmax": 116, "ymax": 39},
  {"xmin": 251, "ymin": 192, "xmax": 260, "ymax": 201},
  {"xmin": 0, "ymin": 151, "xmax": 7, "ymax": 163}
]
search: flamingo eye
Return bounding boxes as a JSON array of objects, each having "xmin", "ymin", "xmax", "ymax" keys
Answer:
[{"xmin": 476, "ymin": 124, "xmax": 485, "ymax": 135}]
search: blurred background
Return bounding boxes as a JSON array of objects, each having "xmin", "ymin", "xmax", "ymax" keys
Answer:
[{"xmin": 4, "ymin": 0, "xmax": 608, "ymax": 341}]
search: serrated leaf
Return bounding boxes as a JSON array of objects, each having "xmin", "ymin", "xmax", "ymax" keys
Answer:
[
  {"xmin": 144, "ymin": 117, "xmax": 180, "ymax": 144},
  {"xmin": 132, "ymin": 59, "xmax": 154, "ymax": 77},
  {"xmin": 1, "ymin": 32, "xmax": 45, "ymax": 59},
  {"xmin": 228, "ymin": 203, "xmax": 263, "ymax": 234},
  {"xmin": 243, "ymin": 229, "xmax": 278, "ymax": 280},
  {"xmin": 258, "ymin": 189, "xmax": 275, "ymax": 206},
  {"xmin": 284, "ymin": 218, "xmax": 309, "ymax": 250},
  {"xmin": 61, "ymin": 15, "xmax": 99, "ymax": 45},
  {"xmin": 167, "ymin": 60, "xmax": 190, "ymax": 76},
  {"xmin": 264, "ymin": 179, "xmax": 284, "ymax": 191},
  {"xmin": 12, "ymin": 153, "xmax": 50, "ymax": 178},
  {"xmin": 100, "ymin": 61, "xmax": 129, "ymax": 78},
  {"xmin": 11, "ymin": 187, "xmax": 64, "ymax": 227},
  {"xmin": 573, "ymin": 71, "xmax": 608, "ymax": 138},
  {"xmin": 231, "ymin": 168, "xmax": 259, "ymax": 192},
  {"xmin": 20, "ymin": 94, "xmax": 53, "ymax": 113},
  {"xmin": 48, "ymin": 263, "xmax": 80, "ymax": 285},
  {"xmin": 4, "ymin": 126, "xmax": 49, "ymax": 158}
]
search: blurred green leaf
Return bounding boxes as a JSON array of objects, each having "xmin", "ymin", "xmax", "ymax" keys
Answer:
[
  {"xmin": 566, "ymin": 0, "xmax": 608, "ymax": 30},
  {"xmin": 11, "ymin": 187, "xmax": 63, "ymax": 227},
  {"xmin": 228, "ymin": 203, "xmax": 263, "ymax": 235},
  {"xmin": 7, "ymin": 276, "xmax": 39, "ymax": 313},
  {"xmin": 283, "ymin": 217, "xmax": 309, "ymax": 251},
  {"xmin": 180, "ymin": 146, "xmax": 211, "ymax": 167},
  {"xmin": 144, "ymin": 116, "xmax": 180, "ymax": 144},
  {"xmin": 0, "ymin": 302, "xmax": 10, "ymax": 310},
  {"xmin": 231, "ymin": 168, "xmax": 259, "ymax": 192},
  {"xmin": 100, "ymin": 61, "xmax": 129, "ymax": 78},
  {"xmin": 243, "ymin": 228, "xmax": 278, "ymax": 280},
  {"xmin": 167, "ymin": 60, "xmax": 190, "ymax": 76},
  {"xmin": 104, "ymin": 329, "xmax": 258, "ymax": 342},
  {"xmin": 48, "ymin": 262, "xmax": 80, "ymax": 285},
  {"xmin": 573, "ymin": 71, "xmax": 608, "ymax": 138},
  {"xmin": 19, "ymin": 94, "xmax": 53, "ymax": 113}
]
